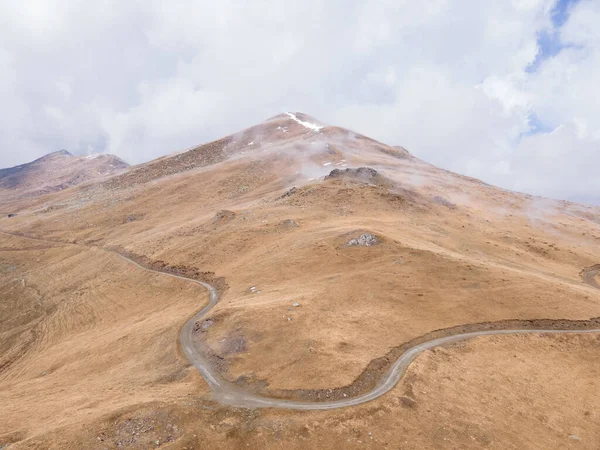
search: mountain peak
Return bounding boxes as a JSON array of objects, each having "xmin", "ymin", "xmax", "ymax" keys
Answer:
[
  {"xmin": 0, "ymin": 150, "xmax": 128, "ymax": 199},
  {"xmin": 265, "ymin": 112, "xmax": 324, "ymax": 127},
  {"xmin": 33, "ymin": 149, "xmax": 74, "ymax": 163}
]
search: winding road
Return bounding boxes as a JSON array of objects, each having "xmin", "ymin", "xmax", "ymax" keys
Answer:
[{"xmin": 2, "ymin": 230, "xmax": 600, "ymax": 410}]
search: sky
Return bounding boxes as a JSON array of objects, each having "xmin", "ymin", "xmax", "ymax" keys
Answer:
[{"xmin": 0, "ymin": 0, "xmax": 598, "ymax": 204}]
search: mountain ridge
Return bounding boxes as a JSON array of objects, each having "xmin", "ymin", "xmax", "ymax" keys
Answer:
[{"xmin": 0, "ymin": 150, "xmax": 129, "ymax": 202}]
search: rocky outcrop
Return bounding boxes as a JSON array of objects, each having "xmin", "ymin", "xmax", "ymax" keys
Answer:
[
  {"xmin": 325, "ymin": 167, "xmax": 393, "ymax": 188},
  {"xmin": 325, "ymin": 167, "xmax": 379, "ymax": 182},
  {"xmin": 346, "ymin": 233, "xmax": 380, "ymax": 247}
]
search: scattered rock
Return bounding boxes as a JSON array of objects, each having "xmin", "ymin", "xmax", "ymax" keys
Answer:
[
  {"xmin": 124, "ymin": 213, "xmax": 145, "ymax": 223},
  {"xmin": 194, "ymin": 318, "xmax": 214, "ymax": 332},
  {"xmin": 399, "ymin": 396, "xmax": 417, "ymax": 408},
  {"xmin": 213, "ymin": 210, "xmax": 236, "ymax": 224},
  {"xmin": 278, "ymin": 219, "xmax": 299, "ymax": 229},
  {"xmin": 221, "ymin": 335, "xmax": 247, "ymax": 355},
  {"xmin": 346, "ymin": 233, "xmax": 380, "ymax": 247},
  {"xmin": 104, "ymin": 408, "xmax": 181, "ymax": 448},
  {"xmin": 432, "ymin": 195, "xmax": 456, "ymax": 209},
  {"xmin": 0, "ymin": 263, "xmax": 16, "ymax": 274},
  {"xmin": 277, "ymin": 187, "xmax": 297, "ymax": 200}
]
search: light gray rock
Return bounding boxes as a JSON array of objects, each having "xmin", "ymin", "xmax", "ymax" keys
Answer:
[
  {"xmin": 346, "ymin": 233, "xmax": 380, "ymax": 247},
  {"xmin": 279, "ymin": 219, "xmax": 299, "ymax": 229}
]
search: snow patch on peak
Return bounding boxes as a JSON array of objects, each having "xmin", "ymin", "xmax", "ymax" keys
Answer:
[{"xmin": 285, "ymin": 112, "xmax": 323, "ymax": 132}]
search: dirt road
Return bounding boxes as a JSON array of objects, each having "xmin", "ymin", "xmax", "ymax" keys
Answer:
[{"xmin": 2, "ymin": 230, "xmax": 600, "ymax": 410}]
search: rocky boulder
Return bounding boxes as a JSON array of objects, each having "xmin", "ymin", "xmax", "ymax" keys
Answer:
[
  {"xmin": 346, "ymin": 233, "xmax": 380, "ymax": 247},
  {"xmin": 213, "ymin": 210, "xmax": 236, "ymax": 224}
]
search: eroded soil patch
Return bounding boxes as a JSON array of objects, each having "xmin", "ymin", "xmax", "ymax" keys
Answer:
[{"xmin": 581, "ymin": 265, "xmax": 600, "ymax": 289}]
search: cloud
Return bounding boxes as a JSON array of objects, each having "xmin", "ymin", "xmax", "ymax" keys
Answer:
[{"xmin": 0, "ymin": 0, "xmax": 598, "ymax": 204}]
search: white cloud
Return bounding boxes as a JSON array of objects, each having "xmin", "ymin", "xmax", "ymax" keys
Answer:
[
  {"xmin": 0, "ymin": 0, "xmax": 598, "ymax": 203},
  {"xmin": 511, "ymin": 123, "xmax": 599, "ymax": 199}
]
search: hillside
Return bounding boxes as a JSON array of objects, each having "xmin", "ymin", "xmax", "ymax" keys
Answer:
[
  {"xmin": 0, "ymin": 150, "xmax": 129, "ymax": 204},
  {"xmin": 0, "ymin": 113, "xmax": 599, "ymax": 449}
]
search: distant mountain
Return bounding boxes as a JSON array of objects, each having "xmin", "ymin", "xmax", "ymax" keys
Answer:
[{"xmin": 0, "ymin": 150, "xmax": 129, "ymax": 201}]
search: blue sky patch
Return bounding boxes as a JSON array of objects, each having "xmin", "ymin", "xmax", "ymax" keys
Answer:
[
  {"xmin": 527, "ymin": 0, "xmax": 580, "ymax": 72},
  {"xmin": 528, "ymin": 113, "xmax": 555, "ymax": 135}
]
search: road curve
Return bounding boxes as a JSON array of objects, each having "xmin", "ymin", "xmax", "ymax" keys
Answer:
[{"xmin": 2, "ymin": 230, "xmax": 600, "ymax": 410}]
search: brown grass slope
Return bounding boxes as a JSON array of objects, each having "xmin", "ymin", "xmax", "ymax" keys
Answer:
[{"xmin": 1, "ymin": 113, "xmax": 600, "ymax": 449}]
